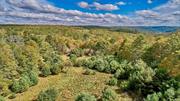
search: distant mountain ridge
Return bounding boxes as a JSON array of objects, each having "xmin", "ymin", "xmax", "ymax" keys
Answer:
[
  {"xmin": 1, "ymin": 25, "xmax": 179, "ymax": 34},
  {"xmin": 81, "ymin": 26, "xmax": 180, "ymax": 34},
  {"xmin": 111, "ymin": 26, "xmax": 180, "ymax": 34},
  {"xmin": 132, "ymin": 26, "xmax": 180, "ymax": 33}
]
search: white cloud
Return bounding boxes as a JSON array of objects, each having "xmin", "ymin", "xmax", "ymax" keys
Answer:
[
  {"xmin": 147, "ymin": 0, "xmax": 153, "ymax": 4},
  {"xmin": 78, "ymin": 1, "xmax": 89, "ymax": 8},
  {"xmin": 78, "ymin": 1, "xmax": 119, "ymax": 11},
  {"xmin": 136, "ymin": 10, "xmax": 159, "ymax": 18},
  {"xmin": 93, "ymin": 2, "xmax": 119, "ymax": 11},
  {"xmin": 116, "ymin": 1, "xmax": 126, "ymax": 5},
  {"xmin": 173, "ymin": 11, "xmax": 180, "ymax": 15},
  {"xmin": 0, "ymin": 0, "xmax": 129, "ymax": 25},
  {"xmin": 6, "ymin": 0, "xmax": 43, "ymax": 10},
  {"xmin": 0, "ymin": 0, "xmax": 179, "ymax": 26},
  {"xmin": 133, "ymin": 0, "xmax": 180, "ymax": 26}
]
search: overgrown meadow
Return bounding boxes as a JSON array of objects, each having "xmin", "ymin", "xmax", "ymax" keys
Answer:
[{"xmin": 0, "ymin": 25, "xmax": 179, "ymax": 101}]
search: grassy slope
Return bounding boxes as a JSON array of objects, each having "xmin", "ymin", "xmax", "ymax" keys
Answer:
[{"xmin": 7, "ymin": 67, "xmax": 133, "ymax": 101}]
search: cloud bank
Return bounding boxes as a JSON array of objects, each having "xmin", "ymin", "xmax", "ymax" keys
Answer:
[
  {"xmin": 78, "ymin": 2, "xmax": 119, "ymax": 11},
  {"xmin": 0, "ymin": 0, "xmax": 179, "ymax": 26}
]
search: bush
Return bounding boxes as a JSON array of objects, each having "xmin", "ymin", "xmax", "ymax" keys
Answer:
[
  {"xmin": 10, "ymin": 71, "xmax": 38, "ymax": 93},
  {"xmin": 69, "ymin": 54, "xmax": 77, "ymax": 62},
  {"xmin": 144, "ymin": 92, "xmax": 162, "ymax": 101},
  {"xmin": 75, "ymin": 92, "xmax": 97, "ymax": 101},
  {"xmin": 101, "ymin": 87, "xmax": 117, "ymax": 101},
  {"xmin": 18, "ymin": 77, "xmax": 29, "ymax": 93},
  {"xmin": 144, "ymin": 88, "xmax": 177, "ymax": 101},
  {"xmin": 154, "ymin": 68, "xmax": 170, "ymax": 80},
  {"xmin": 94, "ymin": 58, "xmax": 106, "ymax": 72},
  {"xmin": 28, "ymin": 71, "xmax": 38, "ymax": 86},
  {"xmin": 114, "ymin": 60, "xmax": 133, "ymax": 79},
  {"xmin": 71, "ymin": 48, "xmax": 84, "ymax": 57},
  {"xmin": 10, "ymin": 76, "xmax": 29, "ymax": 93},
  {"xmin": 109, "ymin": 60, "xmax": 119, "ymax": 73},
  {"xmin": 129, "ymin": 60, "xmax": 155, "ymax": 83},
  {"xmin": 114, "ymin": 68, "xmax": 125, "ymax": 79},
  {"xmin": 83, "ymin": 69, "xmax": 96, "ymax": 75},
  {"xmin": 22, "ymin": 71, "xmax": 38, "ymax": 86},
  {"xmin": 37, "ymin": 88, "xmax": 58, "ymax": 101},
  {"xmin": 84, "ymin": 59, "xmax": 95, "ymax": 69},
  {"xmin": 8, "ymin": 93, "xmax": 16, "ymax": 99},
  {"xmin": 119, "ymin": 81, "xmax": 130, "ymax": 91},
  {"xmin": 164, "ymin": 87, "xmax": 176, "ymax": 100},
  {"xmin": 10, "ymin": 80, "xmax": 21, "ymax": 93},
  {"xmin": 40, "ymin": 67, "xmax": 51, "ymax": 77},
  {"xmin": 74, "ymin": 59, "xmax": 86, "ymax": 67},
  {"xmin": 50, "ymin": 64, "xmax": 63, "ymax": 75},
  {"xmin": 0, "ymin": 96, "xmax": 5, "ymax": 101},
  {"xmin": 108, "ymin": 77, "xmax": 118, "ymax": 86}
]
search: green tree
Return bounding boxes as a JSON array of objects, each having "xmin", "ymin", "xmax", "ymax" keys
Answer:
[
  {"xmin": 108, "ymin": 77, "xmax": 118, "ymax": 86},
  {"xmin": 40, "ymin": 66, "xmax": 51, "ymax": 77},
  {"xmin": 18, "ymin": 77, "xmax": 29, "ymax": 93},
  {"xmin": 23, "ymin": 71, "xmax": 38, "ymax": 86},
  {"xmin": 143, "ymin": 33, "xmax": 180, "ymax": 68},
  {"xmin": 10, "ymin": 80, "xmax": 21, "ymax": 93},
  {"xmin": 129, "ymin": 35, "xmax": 146, "ymax": 61},
  {"xmin": 75, "ymin": 92, "xmax": 97, "ymax": 101},
  {"xmin": 37, "ymin": 88, "xmax": 58, "ymax": 101},
  {"xmin": 145, "ymin": 92, "xmax": 162, "ymax": 101},
  {"xmin": 101, "ymin": 87, "xmax": 117, "ymax": 101}
]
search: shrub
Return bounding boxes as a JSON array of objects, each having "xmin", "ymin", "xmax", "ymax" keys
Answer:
[
  {"xmin": 114, "ymin": 60, "xmax": 133, "ymax": 79},
  {"xmin": 22, "ymin": 71, "xmax": 38, "ymax": 86},
  {"xmin": 154, "ymin": 68, "xmax": 170, "ymax": 80},
  {"xmin": 144, "ymin": 92, "xmax": 162, "ymax": 101},
  {"xmin": 37, "ymin": 88, "xmax": 58, "ymax": 101},
  {"xmin": 108, "ymin": 77, "xmax": 118, "ymax": 86},
  {"xmin": 18, "ymin": 77, "xmax": 29, "ymax": 93},
  {"xmin": 75, "ymin": 92, "xmax": 97, "ymax": 101},
  {"xmin": 129, "ymin": 60, "xmax": 155, "ymax": 83},
  {"xmin": 109, "ymin": 60, "xmax": 119, "ymax": 73},
  {"xmin": 10, "ymin": 76, "xmax": 29, "ymax": 93},
  {"xmin": 71, "ymin": 48, "xmax": 84, "ymax": 57},
  {"xmin": 40, "ymin": 67, "xmax": 51, "ymax": 77},
  {"xmin": 8, "ymin": 93, "xmax": 16, "ymax": 99},
  {"xmin": 103, "ymin": 61, "xmax": 111, "ymax": 73},
  {"xmin": 10, "ymin": 80, "xmax": 21, "ymax": 93},
  {"xmin": 94, "ymin": 58, "xmax": 106, "ymax": 72},
  {"xmin": 83, "ymin": 69, "xmax": 96, "ymax": 75},
  {"xmin": 28, "ymin": 71, "xmax": 38, "ymax": 86},
  {"xmin": 114, "ymin": 68, "xmax": 125, "ymax": 79},
  {"xmin": 69, "ymin": 54, "xmax": 77, "ymax": 62},
  {"xmin": 144, "ymin": 88, "xmax": 177, "ymax": 101},
  {"xmin": 0, "ymin": 96, "xmax": 5, "ymax": 101},
  {"xmin": 101, "ymin": 87, "xmax": 117, "ymax": 101},
  {"xmin": 104, "ymin": 55, "xmax": 116, "ymax": 63},
  {"xmin": 50, "ymin": 64, "xmax": 63, "ymax": 75},
  {"xmin": 119, "ymin": 81, "xmax": 130, "ymax": 91},
  {"xmin": 164, "ymin": 87, "xmax": 176, "ymax": 100},
  {"xmin": 74, "ymin": 59, "xmax": 86, "ymax": 67},
  {"xmin": 84, "ymin": 59, "xmax": 95, "ymax": 69}
]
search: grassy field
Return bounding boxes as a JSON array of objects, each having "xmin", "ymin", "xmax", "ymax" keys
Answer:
[{"xmin": 7, "ymin": 67, "xmax": 133, "ymax": 101}]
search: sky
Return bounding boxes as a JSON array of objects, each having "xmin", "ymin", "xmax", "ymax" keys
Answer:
[{"xmin": 0, "ymin": 0, "xmax": 179, "ymax": 26}]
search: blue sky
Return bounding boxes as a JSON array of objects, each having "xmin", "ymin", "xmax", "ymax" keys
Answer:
[
  {"xmin": 47, "ymin": 0, "xmax": 168, "ymax": 14},
  {"xmin": 0, "ymin": 0, "xmax": 179, "ymax": 26}
]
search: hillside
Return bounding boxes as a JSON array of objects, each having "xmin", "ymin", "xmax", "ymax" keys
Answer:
[{"xmin": 0, "ymin": 25, "xmax": 179, "ymax": 101}]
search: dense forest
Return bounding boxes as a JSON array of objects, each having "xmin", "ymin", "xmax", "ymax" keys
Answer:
[{"xmin": 0, "ymin": 25, "xmax": 179, "ymax": 101}]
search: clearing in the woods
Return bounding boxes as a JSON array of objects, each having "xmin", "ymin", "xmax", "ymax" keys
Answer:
[{"xmin": 8, "ymin": 67, "xmax": 133, "ymax": 101}]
